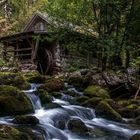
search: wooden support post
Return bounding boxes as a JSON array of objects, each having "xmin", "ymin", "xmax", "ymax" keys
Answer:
[
  {"xmin": 3, "ymin": 43, "xmax": 8, "ymax": 61},
  {"xmin": 134, "ymin": 84, "xmax": 140, "ymax": 99},
  {"xmin": 32, "ymin": 35, "xmax": 40, "ymax": 62}
]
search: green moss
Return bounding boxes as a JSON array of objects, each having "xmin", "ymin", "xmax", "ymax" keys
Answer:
[
  {"xmin": 75, "ymin": 96, "xmax": 89, "ymax": 103},
  {"xmin": 68, "ymin": 75, "xmax": 83, "ymax": 88},
  {"xmin": 39, "ymin": 77, "xmax": 64, "ymax": 92},
  {"xmin": 25, "ymin": 71, "xmax": 46, "ymax": 83},
  {"xmin": 96, "ymin": 101, "xmax": 122, "ymax": 121},
  {"xmin": 0, "ymin": 125, "xmax": 32, "ymax": 140},
  {"xmin": 81, "ymin": 97, "xmax": 102, "ymax": 108},
  {"xmin": 35, "ymin": 89, "xmax": 52, "ymax": 107},
  {"xmin": 0, "ymin": 85, "xmax": 33, "ymax": 116},
  {"xmin": 0, "ymin": 72, "xmax": 30, "ymax": 90},
  {"xmin": 84, "ymin": 85, "xmax": 110, "ymax": 99},
  {"xmin": 127, "ymin": 104, "xmax": 137, "ymax": 109}
]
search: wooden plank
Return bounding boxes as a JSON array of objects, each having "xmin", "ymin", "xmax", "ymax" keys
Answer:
[
  {"xmin": 32, "ymin": 35, "xmax": 40, "ymax": 61},
  {"xmin": 15, "ymin": 53, "xmax": 31, "ymax": 57},
  {"xmin": 7, "ymin": 48, "xmax": 32, "ymax": 52}
]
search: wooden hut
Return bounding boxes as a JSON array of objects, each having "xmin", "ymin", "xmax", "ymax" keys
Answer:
[{"xmin": 0, "ymin": 12, "xmax": 61, "ymax": 74}]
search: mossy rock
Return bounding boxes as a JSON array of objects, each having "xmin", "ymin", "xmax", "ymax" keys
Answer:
[
  {"xmin": 67, "ymin": 118, "xmax": 88, "ymax": 135},
  {"xmin": 0, "ymin": 125, "xmax": 32, "ymax": 140},
  {"xmin": 35, "ymin": 89, "xmax": 52, "ymax": 107},
  {"xmin": 129, "ymin": 134, "xmax": 140, "ymax": 140},
  {"xmin": 0, "ymin": 72, "xmax": 30, "ymax": 90},
  {"xmin": 135, "ymin": 115, "xmax": 140, "ymax": 125},
  {"xmin": 84, "ymin": 85, "xmax": 110, "ymax": 99},
  {"xmin": 39, "ymin": 77, "xmax": 64, "ymax": 92},
  {"xmin": 25, "ymin": 71, "xmax": 46, "ymax": 83},
  {"xmin": 75, "ymin": 96, "xmax": 89, "ymax": 104},
  {"xmin": 117, "ymin": 99, "xmax": 140, "ymax": 118},
  {"xmin": 96, "ymin": 101, "xmax": 122, "ymax": 121},
  {"xmin": 68, "ymin": 74, "xmax": 84, "ymax": 88},
  {"xmin": 64, "ymin": 90, "xmax": 80, "ymax": 97},
  {"xmin": 0, "ymin": 85, "xmax": 33, "ymax": 116},
  {"xmin": 13, "ymin": 115, "xmax": 39, "ymax": 125},
  {"xmin": 50, "ymin": 92, "xmax": 62, "ymax": 98},
  {"xmin": 81, "ymin": 97, "xmax": 102, "ymax": 108},
  {"xmin": 45, "ymin": 103, "xmax": 62, "ymax": 109},
  {"xmin": 118, "ymin": 107, "xmax": 136, "ymax": 118}
]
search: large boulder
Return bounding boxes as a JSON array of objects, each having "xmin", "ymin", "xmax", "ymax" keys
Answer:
[
  {"xmin": 25, "ymin": 71, "xmax": 46, "ymax": 83},
  {"xmin": 0, "ymin": 85, "xmax": 33, "ymax": 116},
  {"xmin": 75, "ymin": 96, "xmax": 89, "ymax": 104},
  {"xmin": 45, "ymin": 103, "xmax": 62, "ymax": 109},
  {"xmin": 13, "ymin": 115, "xmax": 39, "ymax": 125},
  {"xmin": 81, "ymin": 97, "xmax": 102, "ymax": 108},
  {"xmin": 96, "ymin": 101, "xmax": 122, "ymax": 121},
  {"xmin": 0, "ymin": 125, "xmax": 32, "ymax": 140},
  {"xmin": 129, "ymin": 134, "xmax": 140, "ymax": 140},
  {"xmin": 35, "ymin": 89, "xmax": 52, "ymax": 107},
  {"xmin": 84, "ymin": 85, "xmax": 110, "ymax": 99},
  {"xmin": 39, "ymin": 77, "xmax": 64, "ymax": 92},
  {"xmin": 0, "ymin": 72, "xmax": 30, "ymax": 90},
  {"xmin": 102, "ymin": 69, "xmax": 139, "ymax": 98},
  {"xmin": 67, "ymin": 118, "xmax": 88, "ymax": 134},
  {"xmin": 68, "ymin": 72, "xmax": 84, "ymax": 88},
  {"xmin": 117, "ymin": 99, "xmax": 140, "ymax": 118}
]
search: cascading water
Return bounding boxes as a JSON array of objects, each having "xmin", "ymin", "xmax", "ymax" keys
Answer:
[
  {"xmin": 28, "ymin": 84, "xmax": 140, "ymax": 140},
  {"xmin": 0, "ymin": 83, "xmax": 140, "ymax": 140}
]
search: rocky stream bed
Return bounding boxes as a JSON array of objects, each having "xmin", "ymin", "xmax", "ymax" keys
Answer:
[{"xmin": 0, "ymin": 68, "xmax": 140, "ymax": 140}]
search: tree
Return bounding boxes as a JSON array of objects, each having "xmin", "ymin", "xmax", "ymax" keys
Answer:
[{"xmin": 45, "ymin": 0, "xmax": 139, "ymax": 69}]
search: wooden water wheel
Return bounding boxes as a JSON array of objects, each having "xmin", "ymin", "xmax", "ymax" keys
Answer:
[{"xmin": 37, "ymin": 49, "xmax": 53, "ymax": 75}]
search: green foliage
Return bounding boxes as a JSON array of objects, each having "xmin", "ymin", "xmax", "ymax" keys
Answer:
[{"xmin": 130, "ymin": 56, "xmax": 140, "ymax": 67}]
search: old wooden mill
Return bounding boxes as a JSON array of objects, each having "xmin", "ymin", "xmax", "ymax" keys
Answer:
[{"xmin": 0, "ymin": 12, "xmax": 61, "ymax": 74}]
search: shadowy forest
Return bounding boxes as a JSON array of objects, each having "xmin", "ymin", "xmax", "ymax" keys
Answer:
[{"xmin": 0, "ymin": 0, "xmax": 140, "ymax": 70}]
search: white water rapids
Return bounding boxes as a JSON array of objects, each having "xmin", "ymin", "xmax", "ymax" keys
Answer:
[{"xmin": 0, "ymin": 83, "xmax": 140, "ymax": 140}]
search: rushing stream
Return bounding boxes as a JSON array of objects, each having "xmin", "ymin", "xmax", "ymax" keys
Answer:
[{"xmin": 0, "ymin": 83, "xmax": 140, "ymax": 140}]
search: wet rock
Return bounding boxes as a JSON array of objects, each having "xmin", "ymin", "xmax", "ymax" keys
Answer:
[
  {"xmin": 80, "ymin": 69, "xmax": 90, "ymax": 75},
  {"xmin": 84, "ymin": 85, "xmax": 110, "ymax": 99},
  {"xmin": 0, "ymin": 72, "xmax": 30, "ymax": 90},
  {"xmin": 129, "ymin": 134, "xmax": 140, "ymax": 140},
  {"xmin": 35, "ymin": 89, "xmax": 52, "ymax": 107},
  {"xmin": 0, "ymin": 85, "xmax": 33, "ymax": 116},
  {"xmin": 81, "ymin": 97, "xmax": 102, "ymax": 108},
  {"xmin": 50, "ymin": 91, "xmax": 62, "ymax": 98},
  {"xmin": 102, "ymin": 70, "xmax": 138, "ymax": 98},
  {"xmin": 88, "ymin": 127, "xmax": 107, "ymax": 138},
  {"xmin": 45, "ymin": 103, "xmax": 62, "ymax": 109},
  {"xmin": 96, "ymin": 101, "xmax": 122, "ymax": 121},
  {"xmin": 75, "ymin": 96, "xmax": 89, "ymax": 104},
  {"xmin": 135, "ymin": 115, "xmax": 140, "ymax": 125},
  {"xmin": 25, "ymin": 71, "xmax": 46, "ymax": 83},
  {"xmin": 39, "ymin": 77, "xmax": 64, "ymax": 92},
  {"xmin": 0, "ymin": 124, "xmax": 32, "ymax": 140},
  {"xmin": 13, "ymin": 115, "xmax": 39, "ymax": 125},
  {"xmin": 117, "ymin": 99, "xmax": 140, "ymax": 118},
  {"xmin": 90, "ymin": 73, "xmax": 107, "ymax": 87},
  {"xmin": 55, "ymin": 120, "xmax": 65, "ymax": 130},
  {"xmin": 67, "ymin": 118, "xmax": 88, "ymax": 134},
  {"xmin": 64, "ymin": 90, "xmax": 80, "ymax": 97},
  {"xmin": 68, "ymin": 72, "xmax": 83, "ymax": 88}
]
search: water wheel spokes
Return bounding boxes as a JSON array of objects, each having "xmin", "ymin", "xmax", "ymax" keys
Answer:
[{"xmin": 38, "ymin": 49, "xmax": 53, "ymax": 75}]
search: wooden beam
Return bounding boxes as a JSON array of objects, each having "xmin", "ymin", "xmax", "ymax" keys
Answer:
[
  {"xmin": 15, "ymin": 53, "xmax": 31, "ymax": 57},
  {"xmin": 7, "ymin": 48, "xmax": 32, "ymax": 52},
  {"xmin": 32, "ymin": 35, "xmax": 40, "ymax": 61}
]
